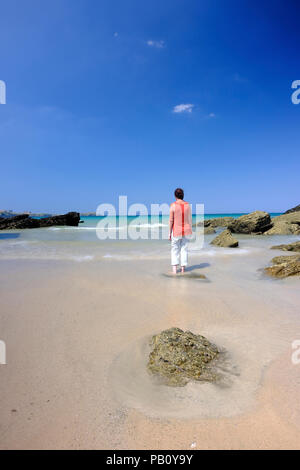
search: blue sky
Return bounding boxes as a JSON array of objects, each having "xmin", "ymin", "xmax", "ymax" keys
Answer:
[{"xmin": 0, "ymin": 0, "xmax": 299, "ymax": 213}]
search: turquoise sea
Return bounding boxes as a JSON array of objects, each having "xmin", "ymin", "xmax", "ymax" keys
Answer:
[{"xmin": 0, "ymin": 212, "xmax": 286, "ymax": 262}]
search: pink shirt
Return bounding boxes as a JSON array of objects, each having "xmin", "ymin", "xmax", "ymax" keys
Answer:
[{"xmin": 169, "ymin": 200, "xmax": 192, "ymax": 237}]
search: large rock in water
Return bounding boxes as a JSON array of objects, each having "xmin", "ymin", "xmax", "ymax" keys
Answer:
[
  {"xmin": 228, "ymin": 211, "xmax": 272, "ymax": 234},
  {"xmin": 147, "ymin": 327, "xmax": 219, "ymax": 387},
  {"xmin": 38, "ymin": 212, "xmax": 80, "ymax": 227},
  {"xmin": 204, "ymin": 217, "xmax": 234, "ymax": 228},
  {"xmin": 0, "ymin": 212, "xmax": 80, "ymax": 230},
  {"xmin": 271, "ymin": 241, "xmax": 300, "ymax": 252},
  {"xmin": 264, "ymin": 255, "xmax": 300, "ymax": 278},
  {"xmin": 194, "ymin": 217, "xmax": 234, "ymax": 229},
  {"xmin": 263, "ymin": 212, "xmax": 300, "ymax": 235},
  {"xmin": 204, "ymin": 226, "xmax": 216, "ymax": 234},
  {"xmin": 210, "ymin": 228, "xmax": 239, "ymax": 247},
  {"xmin": 0, "ymin": 214, "xmax": 40, "ymax": 230}
]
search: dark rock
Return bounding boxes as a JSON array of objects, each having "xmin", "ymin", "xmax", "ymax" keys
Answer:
[
  {"xmin": 264, "ymin": 255, "xmax": 300, "ymax": 278},
  {"xmin": 0, "ymin": 212, "xmax": 80, "ymax": 230},
  {"xmin": 284, "ymin": 204, "xmax": 300, "ymax": 214},
  {"xmin": 210, "ymin": 228, "xmax": 239, "ymax": 248},
  {"xmin": 271, "ymin": 241, "xmax": 300, "ymax": 252},
  {"xmin": 228, "ymin": 211, "xmax": 272, "ymax": 234},
  {"xmin": 38, "ymin": 212, "xmax": 80, "ymax": 227},
  {"xmin": 0, "ymin": 214, "xmax": 40, "ymax": 230},
  {"xmin": 147, "ymin": 327, "xmax": 219, "ymax": 387}
]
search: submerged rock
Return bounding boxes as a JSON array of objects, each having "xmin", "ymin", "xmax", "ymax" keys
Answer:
[
  {"xmin": 0, "ymin": 212, "xmax": 81, "ymax": 230},
  {"xmin": 228, "ymin": 211, "xmax": 272, "ymax": 234},
  {"xmin": 271, "ymin": 241, "xmax": 300, "ymax": 252},
  {"xmin": 264, "ymin": 255, "xmax": 300, "ymax": 278},
  {"xmin": 210, "ymin": 228, "xmax": 239, "ymax": 248},
  {"xmin": 147, "ymin": 327, "xmax": 220, "ymax": 387},
  {"xmin": 163, "ymin": 272, "xmax": 207, "ymax": 280}
]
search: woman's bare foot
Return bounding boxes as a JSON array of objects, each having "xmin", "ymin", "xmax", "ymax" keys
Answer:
[
  {"xmin": 181, "ymin": 266, "xmax": 185, "ymax": 274},
  {"xmin": 172, "ymin": 266, "xmax": 177, "ymax": 275}
]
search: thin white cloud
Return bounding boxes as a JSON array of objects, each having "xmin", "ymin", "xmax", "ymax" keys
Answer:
[
  {"xmin": 147, "ymin": 40, "xmax": 165, "ymax": 48},
  {"xmin": 114, "ymin": 32, "xmax": 118, "ymax": 37},
  {"xmin": 208, "ymin": 112, "xmax": 215, "ymax": 118},
  {"xmin": 173, "ymin": 104, "xmax": 194, "ymax": 114}
]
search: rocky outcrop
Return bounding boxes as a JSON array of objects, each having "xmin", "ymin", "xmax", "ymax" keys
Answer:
[
  {"xmin": 285, "ymin": 204, "xmax": 300, "ymax": 214},
  {"xmin": 210, "ymin": 228, "xmax": 239, "ymax": 248},
  {"xmin": 204, "ymin": 217, "xmax": 234, "ymax": 228},
  {"xmin": 0, "ymin": 214, "xmax": 40, "ymax": 230},
  {"xmin": 264, "ymin": 255, "xmax": 300, "ymax": 278},
  {"xmin": 194, "ymin": 217, "xmax": 234, "ymax": 229},
  {"xmin": 263, "ymin": 212, "xmax": 300, "ymax": 235},
  {"xmin": 271, "ymin": 241, "xmax": 300, "ymax": 252},
  {"xmin": 228, "ymin": 211, "xmax": 272, "ymax": 234},
  {"xmin": 263, "ymin": 221, "xmax": 300, "ymax": 235},
  {"xmin": 0, "ymin": 212, "xmax": 80, "ymax": 230},
  {"xmin": 147, "ymin": 327, "xmax": 219, "ymax": 386},
  {"xmin": 38, "ymin": 212, "xmax": 80, "ymax": 227},
  {"xmin": 204, "ymin": 226, "xmax": 216, "ymax": 234}
]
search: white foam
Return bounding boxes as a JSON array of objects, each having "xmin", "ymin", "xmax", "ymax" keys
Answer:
[{"xmin": 71, "ymin": 255, "xmax": 94, "ymax": 262}]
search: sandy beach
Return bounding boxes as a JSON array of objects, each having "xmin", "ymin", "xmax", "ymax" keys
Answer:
[
  {"xmin": 1, "ymin": 0, "xmax": 300, "ymax": 453},
  {"xmin": 1, "ymin": 229, "xmax": 300, "ymax": 449}
]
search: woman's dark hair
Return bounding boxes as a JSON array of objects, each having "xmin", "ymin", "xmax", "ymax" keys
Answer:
[{"xmin": 174, "ymin": 188, "xmax": 184, "ymax": 200}]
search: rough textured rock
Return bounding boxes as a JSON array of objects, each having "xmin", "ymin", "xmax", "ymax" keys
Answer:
[
  {"xmin": 210, "ymin": 228, "xmax": 239, "ymax": 248},
  {"xmin": 263, "ymin": 221, "xmax": 300, "ymax": 235},
  {"xmin": 0, "ymin": 214, "xmax": 40, "ymax": 230},
  {"xmin": 264, "ymin": 212, "xmax": 300, "ymax": 235},
  {"xmin": 147, "ymin": 327, "xmax": 219, "ymax": 386},
  {"xmin": 0, "ymin": 212, "xmax": 80, "ymax": 230},
  {"xmin": 285, "ymin": 204, "xmax": 300, "ymax": 214},
  {"xmin": 204, "ymin": 217, "xmax": 234, "ymax": 228},
  {"xmin": 204, "ymin": 226, "xmax": 216, "ymax": 234},
  {"xmin": 271, "ymin": 241, "xmax": 300, "ymax": 252},
  {"xmin": 264, "ymin": 255, "xmax": 300, "ymax": 278},
  {"xmin": 194, "ymin": 217, "xmax": 234, "ymax": 229},
  {"xmin": 38, "ymin": 212, "xmax": 80, "ymax": 227},
  {"xmin": 228, "ymin": 211, "xmax": 272, "ymax": 234}
]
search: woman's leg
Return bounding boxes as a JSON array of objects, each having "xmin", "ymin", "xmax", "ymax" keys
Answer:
[
  {"xmin": 171, "ymin": 237, "xmax": 180, "ymax": 274},
  {"xmin": 180, "ymin": 237, "xmax": 188, "ymax": 272}
]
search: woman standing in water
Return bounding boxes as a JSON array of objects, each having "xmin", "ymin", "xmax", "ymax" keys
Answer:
[{"xmin": 169, "ymin": 188, "xmax": 192, "ymax": 274}]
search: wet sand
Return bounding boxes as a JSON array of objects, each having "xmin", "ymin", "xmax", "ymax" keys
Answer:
[{"xmin": 0, "ymin": 241, "xmax": 300, "ymax": 449}]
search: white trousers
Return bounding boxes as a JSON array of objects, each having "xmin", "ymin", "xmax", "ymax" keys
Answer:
[{"xmin": 171, "ymin": 236, "xmax": 188, "ymax": 266}]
